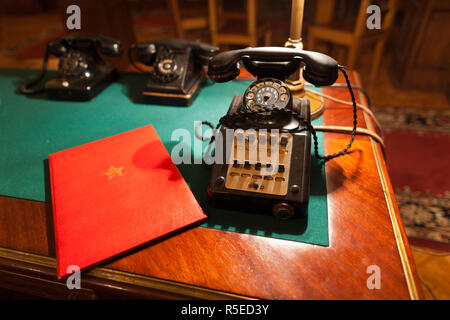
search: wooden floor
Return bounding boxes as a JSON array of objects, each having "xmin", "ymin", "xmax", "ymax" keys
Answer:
[
  {"xmin": 0, "ymin": 10, "xmax": 448, "ymax": 300},
  {"xmin": 411, "ymin": 247, "xmax": 450, "ymax": 300}
]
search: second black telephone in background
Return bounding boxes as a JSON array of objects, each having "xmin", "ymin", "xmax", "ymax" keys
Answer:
[
  {"xmin": 129, "ymin": 39, "xmax": 219, "ymax": 106},
  {"xmin": 19, "ymin": 34, "xmax": 123, "ymax": 101}
]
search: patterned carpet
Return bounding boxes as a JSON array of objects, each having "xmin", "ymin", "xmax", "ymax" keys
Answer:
[{"xmin": 373, "ymin": 107, "xmax": 450, "ymax": 244}]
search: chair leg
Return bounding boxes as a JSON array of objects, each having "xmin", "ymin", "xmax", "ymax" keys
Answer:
[
  {"xmin": 208, "ymin": 0, "xmax": 218, "ymax": 46},
  {"xmin": 369, "ymin": 38, "xmax": 387, "ymax": 84},
  {"xmin": 247, "ymin": 0, "xmax": 257, "ymax": 47},
  {"xmin": 169, "ymin": 0, "xmax": 184, "ymax": 38}
]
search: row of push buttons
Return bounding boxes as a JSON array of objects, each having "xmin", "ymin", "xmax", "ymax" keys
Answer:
[
  {"xmin": 232, "ymin": 160, "xmax": 285, "ymax": 173},
  {"xmin": 235, "ymin": 133, "xmax": 289, "ymax": 147}
]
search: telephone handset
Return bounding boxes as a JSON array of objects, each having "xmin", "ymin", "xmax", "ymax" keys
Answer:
[
  {"xmin": 204, "ymin": 47, "xmax": 355, "ymax": 219},
  {"xmin": 19, "ymin": 34, "xmax": 123, "ymax": 101},
  {"xmin": 208, "ymin": 46, "xmax": 339, "ymax": 86},
  {"xmin": 129, "ymin": 39, "xmax": 219, "ymax": 106}
]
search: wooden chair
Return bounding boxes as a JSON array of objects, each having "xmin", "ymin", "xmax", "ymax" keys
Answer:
[
  {"xmin": 169, "ymin": 0, "xmax": 210, "ymax": 39},
  {"xmin": 207, "ymin": 0, "xmax": 271, "ymax": 48},
  {"xmin": 307, "ymin": 0, "xmax": 397, "ymax": 84}
]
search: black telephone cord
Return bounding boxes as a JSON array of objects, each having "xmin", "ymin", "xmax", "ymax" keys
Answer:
[
  {"xmin": 315, "ymin": 66, "xmax": 358, "ymax": 162},
  {"xmin": 19, "ymin": 46, "xmax": 50, "ymax": 94}
]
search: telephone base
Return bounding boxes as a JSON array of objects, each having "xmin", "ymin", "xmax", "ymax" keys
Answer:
[
  {"xmin": 208, "ymin": 188, "xmax": 308, "ymax": 218},
  {"xmin": 45, "ymin": 65, "xmax": 119, "ymax": 101},
  {"xmin": 208, "ymin": 96, "xmax": 311, "ymax": 219},
  {"xmin": 141, "ymin": 69, "xmax": 204, "ymax": 106}
]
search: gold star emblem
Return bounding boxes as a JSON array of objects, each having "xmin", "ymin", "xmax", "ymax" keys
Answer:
[{"xmin": 103, "ymin": 166, "xmax": 124, "ymax": 180}]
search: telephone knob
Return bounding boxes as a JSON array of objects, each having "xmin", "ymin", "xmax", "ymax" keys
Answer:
[{"xmin": 272, "ymin": 203, "xmax": 294, "ymax": 220}]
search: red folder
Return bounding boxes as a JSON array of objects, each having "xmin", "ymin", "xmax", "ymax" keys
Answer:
[{"xmin": 49, "ymin": 125, "xmax": 206, "ymax": 278}]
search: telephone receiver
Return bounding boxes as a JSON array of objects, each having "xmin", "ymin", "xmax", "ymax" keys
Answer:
[
  {"xmin": 46, "ymin": 34, "xmax": 122, "ymax": 59},
  {"xmin": 133, "ymin": 38, "xmax": 218, "ymax": 68},
  {"xmin": 129, "ymin": 38, "xmax": 219, "ymax": 106},
  {"xmin": 19, "ymin": 34, "xmax": 123, "ymax": 101},
  {"xmin": 208, "ymin": 46, "xmax": 339, "ymax": 86}
]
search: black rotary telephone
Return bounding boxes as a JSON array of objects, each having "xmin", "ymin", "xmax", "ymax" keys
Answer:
[
  {"xmin": 202, "ymin": 47, "xmax": 357, "ymax": 219},
  {"xmin": 129, "ymin": 39, "xmax": 219, "ymax": 106},
  {"xmin": 19, "ymin": 34, "xmax": 123, "ymax": 101}
]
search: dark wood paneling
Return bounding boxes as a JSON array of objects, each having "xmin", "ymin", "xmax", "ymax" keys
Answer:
[{"xmin": 61, "ymin": 0, "xmax": 136, "ymax": 70}]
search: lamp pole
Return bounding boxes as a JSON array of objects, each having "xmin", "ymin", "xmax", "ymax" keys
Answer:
[
  {"xmin": 285, "ymin": 0, "xmax": 324, "ymax": 118},
  {"xmin": 284, "ymin": 0, "xmax": 305, "ymax": 91},
  {"xmin": 287, "ymin": 0, "xmax": 304, "ymax": 49}
]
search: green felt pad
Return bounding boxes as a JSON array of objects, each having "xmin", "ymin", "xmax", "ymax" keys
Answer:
[{"xmin": 0, "ymin": 68, "xmax": 328, "ymax": 246}]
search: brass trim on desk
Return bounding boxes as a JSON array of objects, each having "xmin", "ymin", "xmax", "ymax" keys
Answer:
[
  {"xmin": 0, "ymin": 269, "xmax": 98, "ymax": 299},
  {"xmin": 353, "ymin": 72, "xmax": 420, "ymax": 300},
  {"xmin": 0, "ymin": 246, "xmax": 255, "ymax": 300}
]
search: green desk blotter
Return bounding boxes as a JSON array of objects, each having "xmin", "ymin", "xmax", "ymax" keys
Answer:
[{"xmin": 0, "ymin": 69, "xmax": 328, "ymax": 246}]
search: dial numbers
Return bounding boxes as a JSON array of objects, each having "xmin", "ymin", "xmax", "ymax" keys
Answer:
[
  {"xmin": 244, "ymin": 78, "xmax": 291, "ymax": 111},
  {"xmin": 256, "ymin": 86, "xmax": 279, "ymax": 106}
]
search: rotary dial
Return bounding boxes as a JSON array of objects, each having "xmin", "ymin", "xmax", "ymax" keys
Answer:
[
  {"xmin": 152, "ymin": 54, "xmax": 180, "ymax": 83},
  {"xmin": 244, "ymin": 78, "xmax": 291, "ymax": 112},
  {"xmin": 59, "ymin": 50, "xmax": 89, "ymax": 77}
]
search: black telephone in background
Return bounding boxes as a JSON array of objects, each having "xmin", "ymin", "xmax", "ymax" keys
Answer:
[
  {"xmin": 206, "ymin": 47, "xmax": 339, "ymax": 219},
  {"xmin": 19, "ymin": 34, "xmax": 122, "ymax": 101},
  {"xmin": 129, "ymin": 39, "xmax": 219, "ymax": 106}
]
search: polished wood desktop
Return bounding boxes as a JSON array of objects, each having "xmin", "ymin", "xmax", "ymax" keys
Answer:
[{"xmin": 0, "ymin": 71, "xmax": 423, "ymax": 299}]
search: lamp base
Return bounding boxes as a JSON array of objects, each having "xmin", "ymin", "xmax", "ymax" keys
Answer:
[{"xmin": 289, "ymin": 86, "xmax": 324, "ymax": 120}]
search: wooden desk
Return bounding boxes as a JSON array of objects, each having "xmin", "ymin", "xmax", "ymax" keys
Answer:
[{"xmin": 0, "ymin": 71, "xmax": 423, "ymax": 299}]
